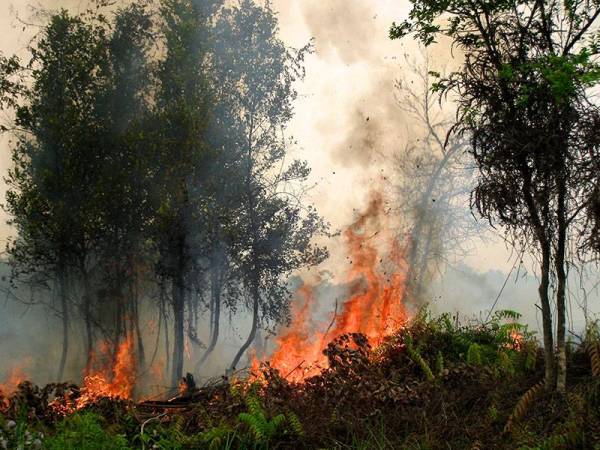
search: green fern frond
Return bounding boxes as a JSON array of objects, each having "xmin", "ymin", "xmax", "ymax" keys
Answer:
[
  {"xmin": 405, "ymin": 335, "xmax": 434, "ymax": 381},
  {"xmin": 498, "ymin": 350, "xmax": 515, "ymax": 376},
  {"xmin": 245, "ymin": 392, "xmax": 264, "ymax": 418},
  {"xmin": 239, "ymin": 412, "xmax": 266, "ymax": 442},
  {"xmin": 287, "ymin": 411, "xmax": 304, "ymax": 437},
  {"xmin": 492, "ymin": 309, "xmax": 522, "ymax": 322},
  {"xmin": 467, "ymin": 343, "xmax": 483, "ymax": 366},
  {"xmin": 435, "ymin": 351, "xmax": 444, "ymax": 375}
]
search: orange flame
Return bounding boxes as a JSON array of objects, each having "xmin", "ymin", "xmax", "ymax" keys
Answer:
[
  {"xmin": 0, "ymin": 361, "xmax": 31, "ymax": 396},
  {"xmin": 77, "ymin": 334, "xmax": 136, "ymax": 408},
  {"xmin": 255, "ymin": 193, "xmax": 408, "ymax": 382}
]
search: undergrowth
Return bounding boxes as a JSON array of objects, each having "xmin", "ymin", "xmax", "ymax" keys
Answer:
[{"xmin": 1, "ymin": 309, "xmax": 600, "ymax": 449}]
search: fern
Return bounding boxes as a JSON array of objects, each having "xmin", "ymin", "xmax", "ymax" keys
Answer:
[
  {"xmin": 504, "ymin": 381, "xmax": 545, "ymax": 433},
  {"xmin": 237, "ymin": 390, "xmax": 289, "ymax": 444},
  {"xmin": 588, "ymin": 341, "xmax": 600, "ymax": 377},
  {"xmin": 287, "ymin": 411, "xmax": 304, "ymax": 437},
  {"xmin": 498, "ymin": 350, "xmax": 515, "ymax": 376},
  {"xmin": 467, "ymin": 343, "xmax": 483, "ymax": 366},
  {"xmin": 492, "ymin": 309, "xmax": 522, "ymax": 322},
  {"xmin": 200, "ymin": 424, "xmax": 235, "ymax": 450},
  {"xmin": 405, "ymin": 335, "xmax": 434, "ymax": 381},
  {"xmin": 435, "ymin": 351, "xmax": 444, "ymax": 375},
  {"xmin": 537, "ymin": 430, "xmax": 583, "ymax": 449}
]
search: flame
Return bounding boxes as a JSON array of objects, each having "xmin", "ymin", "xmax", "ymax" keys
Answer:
[
  {"xmin": 0, "ymin": 361, "xmax": 31, "ymax": 396},
  {"xmin": 77, "ymin": 334, "xmax": 136, "ymax": 408},
  {"xmin": 255, "ymin": 193, "xmax": 408, "ymax": 382},
  {"xmin": 506, "ymin": 329, "xmax": 524, "ymax": 351}
]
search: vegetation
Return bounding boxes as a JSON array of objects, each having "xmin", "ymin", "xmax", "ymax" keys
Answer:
[
  {"xmin": 1, "ymin": 310, "xmax": 599, "ymax": 448},
  {"xmin": 392, "ymin": 0, "xmax": 600, "ymax": 393},
  {"xmin": 0, "ymin": 0, "xmax": 327, "ymax": 386}
]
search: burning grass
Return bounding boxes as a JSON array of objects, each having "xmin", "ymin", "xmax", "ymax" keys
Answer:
[{"xmin": 2, "ymin": 310, "xmax": 600, "ymax": 449}]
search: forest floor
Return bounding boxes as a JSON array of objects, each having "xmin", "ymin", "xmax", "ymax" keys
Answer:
[{"xmin": 1, "ymin": 310, "xmax": 600, "ymax": 449}]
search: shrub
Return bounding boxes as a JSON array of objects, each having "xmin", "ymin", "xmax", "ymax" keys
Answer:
[{"xmin": 44, "ymin": 412, "xmax": 130, "ymax": 450}]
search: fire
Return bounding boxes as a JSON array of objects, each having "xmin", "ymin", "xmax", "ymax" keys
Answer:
[
  {"xmin": 77, "ymin": 334, "xmax": 136, "ymax": 408},
  {"xmin": 255, "ymin": 193, "xmax": 408, "ymax": 382},
  {"xmin": 507, "ymin": 329, "xmax": 524, "ymax": 351},
  {"xmin": 0, "ymin": 361, "xmax": 31, "ymax": 396}
]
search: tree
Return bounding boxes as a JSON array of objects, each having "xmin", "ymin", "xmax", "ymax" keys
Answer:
[
  {"xmin": 152, "ymin": 0, "xmax": 222, "ymax": 387},
  {"xmin": 3, "ymin": 8, "xmax": 114, "ymax": 378},
  {"xmin": 392, "ymin": 50, "xmax": 478, "ymax": 308},
  {"xmin": 209, "ymin": 0, "xmax": 329, "ymax": 372},
  {"xmin": 392, "ymin": 0, "xmax": 600, "ymax": 391},
  {"xmin": 93, "ymin": 3, "xmax": 154, "ymax": 373},
  {"xmin": 2, "ymin": 3, "xmax": 155, "ymax": 382}
]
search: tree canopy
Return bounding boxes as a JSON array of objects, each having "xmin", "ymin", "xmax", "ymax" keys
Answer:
[{"xmin": 392, "ymin": 0, "xmax": 600, "ymax": 391}]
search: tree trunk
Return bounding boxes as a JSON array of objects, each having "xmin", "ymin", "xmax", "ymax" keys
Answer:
[
  {"xmin": 132, "ymin": 275, "xmax": 146, "ymax": 370},
  {"xmin": 230, "ymin": 281, "xmax": 259, "ymax": 371},
  {"xmin": 413, "ymin": 223, "xmax": 435, "ymax": 302},
  {"xmin": 57, "ymin": 271, "xmax": 69, "ymax": 382},
  {"xmin": 522, "ymin": 167, "xmax": 555, "ymax": 391},
  {"xmin": 196, "ymin": 261, "xmax": 222, "ymax": 372},
  {"xmin": 82, "ymin": 269, "xmax": 94, "ymax": 371},
  {"xmin": 162, "ymin": 293, "xmax": 170, "ymax": 380},
  {"xmin": 555, "ymin": 182, "xmax": 568, "ymax": 393},
  {"xmin": 402, "ymin": 149, "xmax": 454, "ymax": 308},
  {"xmin": 171, "ymin": 271, "xmax": 185, "ymax": 389},
  {"xmin": 539, "ymin": 241, "xmax": 555, "ymax": 390}
]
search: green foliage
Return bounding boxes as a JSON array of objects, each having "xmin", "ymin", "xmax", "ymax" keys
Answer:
[
  {"xmin": 286, "ymin": 411, "xmax": 304, "ymax": 438},
  {"xmin": 0, "ymin": 407, "xmax": 44, "ymax": 450},
  {"xmin": 390, "ymin": 0, "xmax": 600, "ymax": 394},
  {"xmin": 435, "ymin": 351, "xmax": 444, "ymax": 375},
  {"xmin": 405, "ymin": 334, "xmax": 435, "ymax": 381},
  {"xmin": 199, "ymin": 424, "xmax": 236, "ymax": 450},
  {"xmin": 238, "ymin": 390, "xmax": 286, "ymax": 443},
  {"xmin": 413, "ymin": 307, "xmax": 537, "ymax": 375},
  {"xmin": 44, "ymin": 412, "xmax": 130, "ymax": 450},
  {"xmin": 467, "ymin": 343, "xmax": 483, "ymax": 366}
]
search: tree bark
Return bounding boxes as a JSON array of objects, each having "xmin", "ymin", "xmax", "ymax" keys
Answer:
[
  {"xmin": 171, "ymin": 268, "xmax": 185, "ymax": 389},
  {"xmin": 555, "ymin": 179, "xmax": 568, "ymax": 393},
  {"xmin": 82, "ymin": 268, "xmax": 94, "ymax": 371},
  {"xmin": 57, "ymin": 271, "xmax": 69, "ymax": 382},
  {"xmin": 196, "ymin": 260, "xmax": 222, "ymax": 372},
  {"xmin": 132, "ymin": 274, "xmax": 146, "ymax": 370},
  {"xmin": 230, "ymin": 280, "xmax": 259, "ymax": 371},
  {"xmin": 522, "ymin": 167, "xmax": 555, "ymax": 390},
  {"xmin": 539, "ymin": 240, "xmax": 555, "ymax": 390}
]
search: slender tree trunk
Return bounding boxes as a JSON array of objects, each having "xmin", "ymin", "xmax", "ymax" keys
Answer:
[
  {"xmin": 162, "ymin": 293, "xmax": 170, "ymax": 380},
  {"xmin": 402, "ymin": 149, "xmax": 454, "ymax": 308},
  {"xmin": 522, "ymin": 167, "xmax": 555, "ymax": 391},
  {"xmin": 132, "ymin": 274, "xmax": 146, "ymax": 370},
  {"xmin": 196, "ymin": 262, "xmax": 222, "ymax": 372},
  {"xmin": 57, "ymin": 271, "xmax": 69, "ymax": 382},
  {"xmin": 555, "ymin": 182, "xmax": 568, "ymax": 393},
  {"xmin": 171, "ymin": 272, "xmax": 185, "ymax": 388},
  {"xmin": 82, "ymin": 268, "xmax": 94, "ymax": 371},
  {"xmin": 230, "ymin": 281, "xmax": 259, "ymax": 371},
  {"xmin": 539, "ymin": 241, "xmax": 555, "ymax": 390},
  {"xmin": 413, "ymin": 223, "xmax": 435, "ymax": 302}
]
